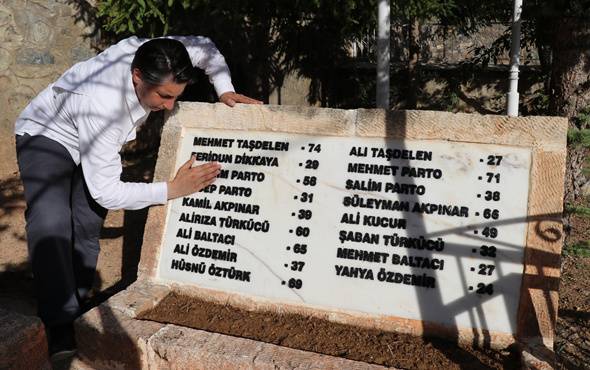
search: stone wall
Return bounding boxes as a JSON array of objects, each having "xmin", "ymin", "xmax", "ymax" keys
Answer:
[{"xmin": 0, "ymin": 0, "xmax": 100, "ymax": 176}]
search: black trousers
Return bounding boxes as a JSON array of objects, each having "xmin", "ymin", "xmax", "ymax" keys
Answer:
[{"xmin": 16, "ymin": 134, "xmax": 107, "ymax": 328}]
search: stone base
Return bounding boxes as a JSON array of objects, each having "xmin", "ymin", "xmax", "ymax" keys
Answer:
[
  {"xmin": 75, "ymin": 280, "xmax": 557, "ymax": 369},
  {"xmin": 76, "ymin": 280, "xmax": 393, "ymax": 369},
  {"xmin": 0, "ymin": 307, "xmax": 50, "ymax": 369}
]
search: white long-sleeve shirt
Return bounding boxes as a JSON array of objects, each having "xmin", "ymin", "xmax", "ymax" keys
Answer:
[{"xmin": 15, "ymin": 36, "xmax": 234, "ymax": 210}]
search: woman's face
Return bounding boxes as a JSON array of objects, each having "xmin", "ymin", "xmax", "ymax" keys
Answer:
[{"xmin": 132, "ymin": 68, "xmax": 187, "ymax": 111}]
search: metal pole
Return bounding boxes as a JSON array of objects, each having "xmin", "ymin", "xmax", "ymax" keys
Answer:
[
  {"xmin": 377, "ymin": 0, "xmax": 390, "ymax": 109},
  {"xmin": 506, "ymin": 0, "xmax": 523, "ymax": 116}
]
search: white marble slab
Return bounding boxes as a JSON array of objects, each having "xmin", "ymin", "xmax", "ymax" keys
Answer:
[{"xmin": 158, "ymin": 129, "xmax": 531, "ymax": 334}]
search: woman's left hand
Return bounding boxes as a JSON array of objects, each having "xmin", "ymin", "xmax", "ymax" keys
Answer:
[{"xmin": 220, "ymin": 92, "xmax": 263, "ymax": 107}]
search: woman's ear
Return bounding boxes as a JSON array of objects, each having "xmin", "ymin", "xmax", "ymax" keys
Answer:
[{"xmin": 132, "ymin": 68, "xmax": 142, "ymax": 85}]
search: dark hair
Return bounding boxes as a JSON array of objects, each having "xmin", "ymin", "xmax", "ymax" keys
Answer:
[{"xmin": 131, "ymin": 38, "xmax": 196, "ymax": 85}]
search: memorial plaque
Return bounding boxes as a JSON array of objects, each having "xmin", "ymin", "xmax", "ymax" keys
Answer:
[
  {"xmin": 74, "ymin": 104, "xmax": 567, "ymax": 368},
  {"xmin": 158, "ymin": 128, "xmax": 532, "ymax": 334}
]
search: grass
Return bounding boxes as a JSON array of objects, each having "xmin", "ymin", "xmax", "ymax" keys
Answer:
[{"xmin": 562, "ymin": 241, "xmax": 590, "ymax": 257}]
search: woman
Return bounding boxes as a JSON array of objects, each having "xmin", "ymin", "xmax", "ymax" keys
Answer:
[{"xmin": 15, "ymin": 36, "xmax": 261, "ymax": 361}]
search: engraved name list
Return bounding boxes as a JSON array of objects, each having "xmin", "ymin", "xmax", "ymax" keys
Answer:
[{"xmin": 158, "ymin": 129, "xmax": 531, "ymax": 334}]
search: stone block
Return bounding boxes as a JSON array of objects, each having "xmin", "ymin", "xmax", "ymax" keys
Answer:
[
  {"xmin": 0, "ymin": 307, "xmax": 50, "ymax": 369},
  {"xmin": 147, "ymin": 324, "xmax": 393, "ymax": 370},
  {"xmin": 101, "ymin": 280, "xmax": 170, "ymax": 318},
  {"xmin": 75, "ymin": 305, "xmax": 165, "ymax": 369}
]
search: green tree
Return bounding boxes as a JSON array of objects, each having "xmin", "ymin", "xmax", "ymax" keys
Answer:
[
  {"xmin": 98, "ymin": 0, "xmax": 375, "ymax": 106},
  {"xmin": 391, "ymin": 0, "xmax": 453, "ymax": 108},
  {"xmin": 389, "ymin": 0, "xmax": 511, "ymax": 108},
  {"xmin": 97, "ymin": 0, "xmax": 520, "ymax": 109}
]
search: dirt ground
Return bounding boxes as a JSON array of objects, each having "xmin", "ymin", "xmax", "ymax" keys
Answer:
[{"xmin": 1, "ymin": 149, "xmax": 590, "ymax": 369}]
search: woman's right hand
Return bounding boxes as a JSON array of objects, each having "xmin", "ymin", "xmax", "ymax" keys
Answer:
[{"xmin": 167, "ymin": 155, "xmax": 221, "ymax": 199}]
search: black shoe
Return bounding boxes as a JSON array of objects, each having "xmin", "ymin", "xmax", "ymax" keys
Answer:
[{"xmin": 47, "ymin": 322, "xmax": 78, "ymax": 362}]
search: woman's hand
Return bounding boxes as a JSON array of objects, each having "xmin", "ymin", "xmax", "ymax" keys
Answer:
[
  {"xmin": 220, "ymin": 91, "xmax": 263, "ymax": 107},
  {"xmin": 167, "ymin": 156, "xmax": 221, "ymax": 199}
]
